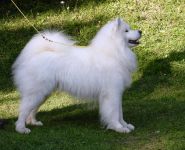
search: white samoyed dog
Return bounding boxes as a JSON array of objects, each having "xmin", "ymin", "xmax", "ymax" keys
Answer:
[{"xmin": 12, "ymin": 18, "xmax": 142, "ymax": 134}]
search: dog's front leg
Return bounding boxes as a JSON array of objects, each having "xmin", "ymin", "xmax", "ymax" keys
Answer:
[
  {"xmin": 119, "ymin": 100, "xmax": 135, "ymax": 131},
  {"xmin": 99, "ymin": 91, "xmax": 131, "ymax": 133}
]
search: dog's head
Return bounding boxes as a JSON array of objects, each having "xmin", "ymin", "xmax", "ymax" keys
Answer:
[{"xmin": 110, "ymin": 18, "xmax": 142, "ymax": 47}]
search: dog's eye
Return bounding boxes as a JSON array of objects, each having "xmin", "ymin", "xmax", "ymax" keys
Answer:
[{"xmin": 125, "ymin": 30, "xmax": 129, "ymax": 32}]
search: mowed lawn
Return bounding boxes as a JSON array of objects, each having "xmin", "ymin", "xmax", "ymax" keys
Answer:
[{"xmin": 0, "ymin": 0, "xmax": 185, "ymax": 149}]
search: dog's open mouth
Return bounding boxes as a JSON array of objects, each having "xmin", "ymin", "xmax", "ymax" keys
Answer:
[{"xmin": 128, "ymin": 39, "xmax": 140, "ymax": 45}]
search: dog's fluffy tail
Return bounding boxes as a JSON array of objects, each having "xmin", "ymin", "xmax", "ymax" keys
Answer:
[
  {"xmin": 39, "ymin": 30, "xmax": 76, "ymax": 47},
  {"xmin": 12, "ymin": 30, "xmax": 76, "ymax": 70},
  {"xmin": 26, "ymin": 30, "xmax": 75, "ymax": 53}
]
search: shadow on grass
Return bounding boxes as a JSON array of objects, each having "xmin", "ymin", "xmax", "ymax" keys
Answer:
[
  {"xmin": 2, "ymin": 98, "xmax": 185, "ymax": 150},
  {"xmin": 127, "ymin": 50, "xmax": 185, "ymax": 99},
  {"xmin": 39, "ymin": 103, "xmax": 99, "ymax": 126},
  {"xmin": 3, "ymin": 95, "xmax": 185, "ymax": 134},
  {"xmin": 3, "ymin": 103, "xmax": 99, "ymax": 132},
  {"xmin": 126, "ymin": 96, "xmax": 185, "ymax": 130},
  {"xmin": 0, "ymin": 0, "xmax": 108, "ymax": 19}
]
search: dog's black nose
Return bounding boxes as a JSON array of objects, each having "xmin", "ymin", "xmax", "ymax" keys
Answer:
[{"xmin": 138, "ymin": 30, "xmax": 142, "ymax": 35}]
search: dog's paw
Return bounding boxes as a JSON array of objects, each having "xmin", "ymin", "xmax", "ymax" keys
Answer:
[
  {"xmin": 26, "ymin": 119, "xmax": 43, "ymax": 126},
  {"xmin": 29, "ymin": 121, "xmax": 43, "ymax": 126},
  {"xmin": 120, "ymin": 120, "xmax": 135, "ymax": 131},
  {"xmin": 107, "ymin": 123, "xmax": 131, "ymax": 133},
  {"xmin": 16, "ymin": 126, "xmax": 31, "ymax": 134},
  {"xmin": 33, "ymin": 121, "xmax": 43, "ymax": 126},
  {"xmin": 116, "ymin": 127, "xmax": 131, "ymax": 133},
  {"xmin": 108, "ymin": 126, "xmax": 131, "ymax": 133},
  {"xmin": 127, "ymin": 123, "xmax": 135, "ymax": 131}
]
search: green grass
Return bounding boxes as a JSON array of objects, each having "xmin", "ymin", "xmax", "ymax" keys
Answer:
[{"xmin": 0, "ymin": 0, "xmax": 185, "ymax": 149}]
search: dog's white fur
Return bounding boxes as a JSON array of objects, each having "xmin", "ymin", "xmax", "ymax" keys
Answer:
[{"xmin": 12, "ymin": 18, "xmax": 141, "ymax": 134}]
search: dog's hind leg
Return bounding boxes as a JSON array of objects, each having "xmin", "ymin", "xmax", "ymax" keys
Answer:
[
  {"xmin": 26, "ymin": 94, "xmax": 49, "ymax": 126},
  {"xmin": 15, "ymin": 93, "xmax": 45, "ymax": 134},
  {"xmin": 26, "ymin": 107, "xmax": 43, "ymax": 126}
]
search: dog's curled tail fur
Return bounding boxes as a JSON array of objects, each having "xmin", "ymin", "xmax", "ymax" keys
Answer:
[
  {"xmin": 12, "ymin": 31, "xmax": 76, "ymax": 71},
  {"xmin": 27, "ymin": 30, "xmax": 76, "ymax": 53}
]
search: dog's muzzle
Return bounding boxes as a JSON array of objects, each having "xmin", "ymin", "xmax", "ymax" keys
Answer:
[{"xmin": 128, "ymin": 30, "xmax": 142, "ymax": 45}]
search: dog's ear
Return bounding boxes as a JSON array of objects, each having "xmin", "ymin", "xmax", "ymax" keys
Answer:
[
  {"xmin": 116, "ymin": 18, "xmax": 122, "ymax": 27},
  {"xmin": 113, "ymin": 18, "xmax": 122, "ymax": 31}
]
